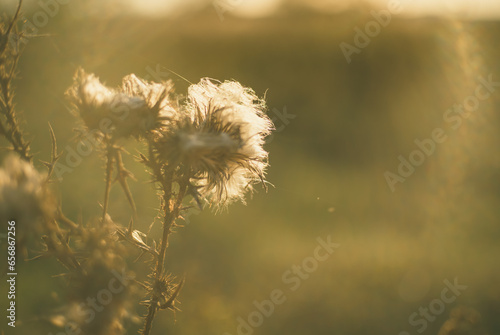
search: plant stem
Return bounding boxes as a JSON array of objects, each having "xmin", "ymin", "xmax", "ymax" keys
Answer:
[
  {"xmin": 0, "ymin": 0, "xmax": 31, "ymax": 162},
  {"xmin": 142, "ymin": 165, "xmax": 189, "ymax": 334},
  {"xmin": 102, "ymin": 140, "xmax": 114, "ymax": 221}
]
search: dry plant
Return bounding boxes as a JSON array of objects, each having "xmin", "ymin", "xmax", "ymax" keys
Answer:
[{"xmin": 0, "ymin": 2, "xmax": 274, "ymax": 334}]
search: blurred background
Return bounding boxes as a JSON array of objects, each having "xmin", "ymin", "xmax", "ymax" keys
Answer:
[{"xmin": 1, "ymin": 0, "xmax": 500, "ymax": 334}]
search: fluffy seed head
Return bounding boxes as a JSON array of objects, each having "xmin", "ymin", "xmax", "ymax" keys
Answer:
[
  {"xmin": 121, "ymin": 73, "xmax": 177, "ymax": 129},
  {"xmin": 66, "ymin": 217, "xmax": 136, "ymax": 335},
  {"xmin": 66, "ymin": 68, "xmax": 175, "ymax": 139},
  {"xmin": 155, "ymin": 78, "xmax": 274, "ymax": 206},
  {"xmin": 0, "ymin": 154, "xmax": 55, "ymax": 225},
  {"xmin": 0, "ymin": 154, "xmax": 56, "ymax": 256}
]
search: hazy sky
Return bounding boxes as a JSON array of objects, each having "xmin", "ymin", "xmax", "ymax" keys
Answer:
[
  {"xmin": 3, "ymin": 0, "xmax": 500, "ymax": 19},
  {"xmin": 123, "ymin": 0, "xmax": 500, "ymax": 19}
]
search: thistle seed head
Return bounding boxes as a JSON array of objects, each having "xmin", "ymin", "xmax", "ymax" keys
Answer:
[
  {"xmin": 155, "ymin": 78, "xmax": 274, "ymax": 207},
  {"xmin": 66, "ymin": 68, "xmax": 175, "ymax": 139},
  {"xmin": 0, "ymin": 154, "xmax": 55, "ymax": 230},
  {"xmin": 121, "ymin": 73, "xmax": 176, "ymax": 121},
  {"xmin": 67, "ymin": 217, "xmax": 136, "ymax": 335}
]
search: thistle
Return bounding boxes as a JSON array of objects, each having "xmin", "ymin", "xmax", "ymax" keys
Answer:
[
  {"xmin": 139, "ymin": 78, "xmax": 273, "ymax": 334},
  {"xmin": 1, "ymin": 56, "xmax": 273, "ymax": 334},
  {"xmin": 66, "ymin": 68, "xmax": 175, "ymax": 140},
  {"xmin": 155, "ymin": 78, "xmax": 274, "ymax": 207},
  {"xmin": 1, "ymin": 2, "xmax": 274, "ymax": 334},
  {"xmin": 66, "ymin": 69, "xmax": 178, "ymax": 219},
  {"xmin": 65, "ymin": 71, "xmax": 274, "ymax": 334},
  {"xmin": 0, "ymin": 154, "xmax": 56, "ymax": 258},
  {"xmin": 0, "ymin": 0, "xmax": 32, "ymax": 161},
  {"xmin": 64, "ymin": 217, "xmax": 136, "ymax": 335}
]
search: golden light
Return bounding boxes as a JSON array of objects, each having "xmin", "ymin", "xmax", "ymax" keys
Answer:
[{"xmin": 65, "ymin": 0, "xmax": 500, "ymax": 19}]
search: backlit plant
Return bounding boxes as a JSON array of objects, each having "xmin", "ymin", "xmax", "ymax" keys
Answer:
[{"xmin": 0, "ymin": 2, "xmax": 274, "ymax": 334}]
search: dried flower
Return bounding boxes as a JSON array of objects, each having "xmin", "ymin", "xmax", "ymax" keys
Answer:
[
  {"xmin": 155, "ymin": 78, "xmax": 274, "ymax": 206},
  {"xmin": 121, "ymin": 73, "xmax": 177, "ymax": 125},
  {"xmin": 66, "ymin": 68, "xmax": 175, "ymax": 139},
  {"xmin": 0, "ymin": 154, "xmax": 56, "ymax": 258},
  {"xmin": 0, "ymin": 154, "xmax": 55, "ymax": 226},
  {"xmin": 65, "ymin": 217, "xmax": 136, "ymax": 335},
  {"xmin": 438, "ymin": 306, "xmax": 486, "ymax": 335}
]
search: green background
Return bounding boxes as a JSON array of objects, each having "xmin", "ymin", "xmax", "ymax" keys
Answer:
[{"xmin": 1, "ymin": 1, "xmax": 500, "ymax": 334}]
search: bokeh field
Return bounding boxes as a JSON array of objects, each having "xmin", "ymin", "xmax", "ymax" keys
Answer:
[{"xmin": 1, "ymin": 1, "xmax": 500, "ymax": 334}]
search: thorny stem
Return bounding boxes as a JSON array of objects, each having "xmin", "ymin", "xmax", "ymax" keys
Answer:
[
  {"xmin": 142, "ymin": 146, "xmax": 189, "ymax": 335},
  {"xmin": 0, "ymin": 0, "xmax": 32, "ymax": 162},
  {"xmin": 56, "ymin": 208, "xmax": 79, "ymax": 230},
  {"xmin": 155, "ymin": 169, "xmax": 174, "ymax": 279},
  {"xmin": 102, "ymin": 139, "xmax": 137, "ymax": 221},
  {"xmin": 0, "ymin": 1, "xmax": 84, "ymax": 283},
  {"xmin": 115, "ymin": 149, "xmax": 137, "ymax": 218},
  {"xmin": 40, "ymin": 216, "xmax": 83, "ymax": 276},
  {"xmin": 1, "ymin": 0, "xmax": 23, "ymax": 54},
  {"xmin": 41, "ymin": 122, "xmax": 62, "ymax": 182},
  {"xmin": 142, "ymin": 169, "xmax": 174, "ymax": 335},
  {"xmin": 102, "ymin": 139, "xmax": 114, "ymax": 221}
]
